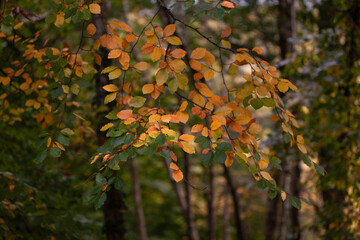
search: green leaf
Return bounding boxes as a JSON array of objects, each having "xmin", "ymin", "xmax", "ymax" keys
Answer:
[
  {"xmin": 114, "ymin": 178, "xmax": 124, "ymax": 190},
  {"xmin": 36, "ymin": 150, "xmax": 48, "ymax": 164},
  {"xmin": 283, "ymin": 133, "xmax": 291, "ymax": 144},
  {"xmin": 261, "ymin": 98, "xmax": 276, "ymax": 107},
  {"xmin": 57, "ymin": 134, "xmax": 70, "ymax": 146},
  {"xmin": 216, "ymin": 142, "xmax": 232, "ymax": 152},
  {"xmin": 129, "ymin": 96, "xmax": 146, "ymax": 108},
  {"xmin": 95, "ymin": 193, "xmax": 107, "ymax": 209},
  {"xmin": 61, "ymin": 128, "xmax": 74, "ymax": 136},
  {"xmin": 210, "ymin": 8, "xmax": 225, "ymax": 19},
  {"xmin": 160, "ymin": 149, "xmax": 171, "ymax": 159},
  {"xmin": 96, "ymin": 173, "xmax": 107, "ymax": 185},
  {"xmin": 289, "ymin": 196, "xmax": 301, "ymax": 209},
  {"xmin": 301, "ymin": 155, "xmax": 312, "ymax": 167},
  {"xmin": 71, "ymin": 10, "xmax": 83, "ymax": 24},
  {"xmin": 268, "ymin": 189, "xmax": 278, "ymax": 200},
  {"xmin": 202, "ymin": 151, "xmax": 214, "ymax": 167},
  {"xmin": 243, "ymin": 95, "xmax": 252, "ymax": 107},
  {"xmin": 49, "ymin": 147, "xmax": 61, "ymax": 158},
  {"xmin": 314, "ymin": 163, "xmax": 325, "ymax": 176},
  {"xmin": 168, "ymin": 79, "xmax": 178, "ymax": 94},
  {"xmin": 270, "ymin": 156, "xmax": 282, "ymax": 170},
  {"xmin": 250, "ymin": 98, "xmax": 264, "ymax": 110},
  {"xmin": 301, "ymin": 197, "xmax": 312, "ymax": 206},
  {"xmin": 214, "ymin": 151, "xmax": 227, "ymax": 164},
  {"xmin": 156, "ymin": 133, "xmax": 166, "ymax": 145}
]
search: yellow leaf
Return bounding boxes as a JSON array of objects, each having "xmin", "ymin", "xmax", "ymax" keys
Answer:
[
  {"xmin": 46, "ymin": 137, "xmax": 52, "ymax": 147},
  {"xmin": 150, "ymin": 47, "xmax": 162, "ymax": 62},
  {"xmin": 104, "ymin": 92, "xmax": 117, "ymax": 104},
  {"xmin": 221, "ymin": 40, "xmax": 231, "ymax": 48},
  {"xmin": 296, "ymin": 135, "xmax": 304, "ymax": 144},
  {"xmin": 179, "ymin": 101, "xmax": 188, "ymax": 111},
  {"xmin": 54, "ymin": 11, "xmax": 65, "ymax": 27},
  {"xmin": 142, "ymin": 84, "xmax": 154, "ymax": 94},
  {"xmin": 171, "ymin": 60, "xmax": 187, "ymax": 71},
  {"xmin": 166, "ymin": 36, "xmax": 182, "ymax": 45},
  {"xmin": 228, "ymin": 64, "xmax": 238, "ymax": 75},
  {"xmin": 133, "ymin": 61, "xmax": 150, "ymax": 71},
  {"xmin": 190, "ymin": 48, "xmax": 206, "ymax": 59},
  {"xmin": 252, "ymin": 46, "xmax": 264, "ymax": 55},
  {"xmin": 281, "ymin": 191, "xmax": 286, "ymax": 201},
  {"xmin": 175, "ymin": 73, "xmax": 188, "ymax": 90},
  {"xmin": 163, "ymin": 24, "xmax": 176, "ymax": 37},
  {"xmin": 87, "ymin": 23, "xmax": 96, "ymax": 36},
  {"xmin": 176, "ymin": 111, "xmax": 189, "ymax": 123},
  {"xmin": 89, "ymin": 3, "xmax": 101, "ymax": 14},
  {"xmin": 297, "ymin": 143, "xmax": 307, "ymax": 154},
  {"xmin": 277, "ymin": 80, "xmax": 289, "ymax": 93},
  {"xmin": 173, "ymin": 169, "xmax": 183, "ymax": 182},
  {"xmin": 203, "ymin": 51, "xmax": 215, "ymax": 66},
  {"xmin": 108, "ymin": 69, "xmax": 122, "ymax": 80},
  {"xmin": 100, "ymin": 123, "xmax": 114, "ymax": 131},
  {"xmin": 181, "ymin": 141, "xmax": 195, "ymax": 154},
  {"xmin": 103, "ymin": 84, "xmax": 119, "ymax": 92},
  {"xmin": 204, "ymin": 69, "xmax": 214, "ymax": 81},
  {"xmin": 258, "ymin": 159, "xmax": 268, "ymax": 170},
  {"xmin": 102, "ymin": 66, "xmax": 117, "ymax": 73},
  {"xmin": 195, "ymin": 83, "xmax": 214, "ymax": 97},
  {"xmin": 156, "ymin": 68, "xmax": 168, "ymax": 86},
  {"xmin": 90, "ymin": 155, "xmax": 100, "ymax": 164},
  {"xmin": 179, "ymin": 134, "xmax": 195, "ymax": 141},
  {"xmin": 149, "ymin": 114, "xmax": 161, "ymax": 122}
]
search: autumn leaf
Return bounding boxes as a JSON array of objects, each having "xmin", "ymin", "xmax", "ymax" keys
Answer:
[
  {"xmin": 142, "ymin": 84, "xmax": 154, "ymax": 94},
  {"xmin": 156, "ymin": 68, "xmax": 168, "ymax": 86},
  {"xmin": 221, "ymin": 0, "xmax": 237, "ymax": 9},
  {"xmin": 103, "ymin": 84, "xmax": 119, "ymax": 92},
  {"xmin": 100, "ymin": 123, "xmax": 114, "ymax": 131},
  {"xmin": 221, "ymin": 27, "xmax": 232, "ymax": 38},
  {"xmin": 163, "ymin": 24, "xmax": 176, "ymax": 37},
  {"xmin": 133, "ymin": 62, "xmax": 150, "ymax": 71},
  {"xmin": 179, "ymin": 134, "xmax": 195, "ymax": 141},
  {"xmin": 109, "ymin": 20, "xmax": 132, "ymax": 32},
  {"xmin": 252, "ymin": 47, "xmax": 264, "ymax": 55},
  {"xmin": 89, "ymin": 3, "xmax": 101, "ymax": 14},
  {"xmin": 204, "ymin": 69, "xmax": 214, "ymax": 81},
  {"xmin": 173, "ymin": 169, "xmax": 183, "ymax": 182},
  {"xmin": 117, "ymin": 110, "xmax": 133, "ymax": 119},
  {"xmin": 166, "ymin": 36, "xmax": 182, "ymax": 45},
  {"xmin": 190, "ymin": 48, "xmax": 206, "ymax": 59},
  {"xmin": 108, "ymin": 49, "xmax": 122, "ymax": 59},
  {"xmin": 191, "ymin": 124, "xmax": 203, "ymax": 132},
  {"xmin": 189, "ymin": 60, "xmax": 202, "ymax": 71},
  {"xmin": 87, "ymin": 23, "xmax": 96, "ymax": 36},
  {"xmin": 109, "ymin": 69, "xmax": 122, "ymax": 80},
  {"xmin": 170, "ymin": 49, "xmax": 187, "ymax": 58},
  {"xmin": 181, "ymin": 141, "xmax": 195, "ymax": 154},
  {"xmin": 129, "ymin": 96, "xmax": 146, "ymax": 108}
]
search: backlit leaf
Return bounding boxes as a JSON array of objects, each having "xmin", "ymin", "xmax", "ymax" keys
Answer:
[{"xmin": 166, "ymin": 36, "xmax": 182, "ymax": 45}]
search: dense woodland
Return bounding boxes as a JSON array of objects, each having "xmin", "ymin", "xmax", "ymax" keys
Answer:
[{"xmin": 0, "ymin": 0, "xmax": 359, "ymax": 239}]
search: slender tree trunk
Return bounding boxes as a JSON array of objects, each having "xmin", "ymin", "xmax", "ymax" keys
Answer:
[
  {"xmin": 222, "ymin": 187, "xmax": 230, "ymax": 240},
  {"xmin": 223, "ymin": 166, "xmax": 246, "ymax": 240},
  {"xmin": 265, "ymin": 171, "xmax": 280, "ymax": 240},
  {"xmin": 207, "ymin": 164, "xmax": 216, "ymax": 240},
  {"xmin": 129, "ymin": 158, "xmax": 148, "ymax": 240},
  {"xmin": 93, "ymin": 2, "xmax": 126, "ymax": 239},
  {"xmin": 158, "ymin": 3, "xmax": 200, "ymax": 240}
]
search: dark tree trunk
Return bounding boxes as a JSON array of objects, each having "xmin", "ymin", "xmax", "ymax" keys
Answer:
[
  {"xmin": 93, "ymin": 2, "xmax": 126, "ymax": 240},
  {"xmin": 223, "ymin": 166, "xmax": 246, "ymax": 240}
]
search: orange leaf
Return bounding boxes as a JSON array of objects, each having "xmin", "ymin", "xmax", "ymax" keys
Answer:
[
  {"xmin": 133, "ymin": 61, "xmax": 150, "ymax": 71},
  {"xmin": 89, "ymin": 3, "xmax": 101, "ymax": 14},
  {"xmin": 125, "ymin": 33, "xmax": 137, "ymax": 42},
  {"xmin": 179, "ymin": 134, "xmax": 195, "ymax": 141},
  {"xmin": 170, "ymin": 162, "xmax": 179, "ymax": 170},
  {"xmin": 191, "ymin": 124, "xmax": 204, "ymax": 133},
  {"xmin": 117, "ymin": 110, "xmax": 133, "ymax": 119},
  {"xmin": 173, "ymin": 169, "xmax": 183, "ymax": 182},
  {"xmin": 190, "ymin": 48, "xmax": 206, "ymax": 59},
  {"xmin": 252, "ymin": 47, "xmax": 264, "ymax": 55},
  {"xmin": 87, "ymin": 23, "xmax": 96, "ymax": 36},
  {"xmin": 163, "ymin": 24, "xmax": 176, "ymax": 37},
  {"xmin": 171, "ymin": 151, "xmax": 177, "ymax": 161},
  {"xmin": 189, "ymin": 60, "xmax": 202, "ymax": 71},
  {"xmin": 230, "ymin": 121, "xmax": 243, "ymax": 133},
  {"xmin": 142, "ymin": 84, "xmax": 154, "ymax": 94},
  {"xmin": 170, "ymin": 49, "xmax": 187, "ymax": 58},
  {"xmin": 204, "ymin": 51, "xmax": 215, "ymax": 66},
  {"xmin": 108, "ymin": 49, "xmax": 122, "ymax": 59},
  {"xmin": 195, "ymin": 83, "xmax": 214, "ymax": 97},
  {"xmin": 221, "ymin": 27, "xmax": 232, "ymax": 38},
  {"xmin": 204, "ymin": 69, "xmax": 214, "ymax": 81},
  {"xmin": 109, "ymin": 20, "xmax": 132, "ymax": 32},
  {"xmin": 179, "ymin": 101, "xmax": 188, "ymax": 111},
  {"xmin": 221, "ymin": 0, "xmax": 237, "ymax": 9}
]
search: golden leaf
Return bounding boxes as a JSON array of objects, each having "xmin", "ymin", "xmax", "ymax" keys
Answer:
[
  {"xmin": 190, "ymin": 48, "xmax": 206, "ymax": 59},
  {"xmin": 133, "ymin": 61, "xmax": 150, "ymax": 71},
  {"xmin": 103, "ymin": 84, "xmax": 119, "ymax": 92},
  {"xmin": 87, "ymin": 23, "xmax": 96, "ymax": 36},
  {"xmin": 166, "ymin": 36, "xmax": 182, "ymax": 45},
  {"xmin": 181, "ymin": 141, "xmax": 196, "ymax": 154},
  {"xmin": 163, "ymin": 24, "xmax": 176, "ymax": 37},
  {"xmin": 89, "ymin": 3, "xmax": 101, "ymax": 14},
  {"xmin": 142, "ymin": 84, "xmax": 154, "ymax": 94}
]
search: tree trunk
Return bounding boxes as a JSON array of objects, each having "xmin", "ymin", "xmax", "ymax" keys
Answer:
[
  {"xmin": 222, "ymin": 187, "xmax": 230, "ymax": 240},
  {"xmin": 207, "ymin": 164, "xmax": 216, "ymax": 240},
  {"xmin": 223, "ymin": 166, "xmax": 246, "ymax": 240},
  {"xmin": 129, "ymin": 158, "xmax": 148, "ymax": 240},
  {"xmin": 93, "ymin": 2, "xmax": 126, "ymax": 239}
]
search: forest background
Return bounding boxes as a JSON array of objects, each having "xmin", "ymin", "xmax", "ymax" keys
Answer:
[{"xmin": 0, "ymin": 0, "xmax": 359, "ymax": 239}]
